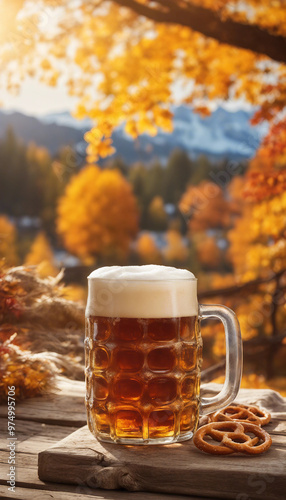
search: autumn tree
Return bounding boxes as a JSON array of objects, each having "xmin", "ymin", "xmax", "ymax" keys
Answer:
[
  {"xmin": 179, "ymin": 181, "xmax": 238, "ymax": 233},
  {"xmin": 147, "ymin": 196, "xmax": 168, "ymax": 231},
  {"xmin": 228, "ymin": 122, "xmax": 286, "ymax": 282},
  {"xmin": 195, "ymin": 234, "xmax": 222, "ymax": 270},
  {"xmin": 1, "ymin": 0, "xmax": 286, "ymax": 387},
  {"xmin": 1, "ymin": 1, "xmax": 286, "ymax": 161},
  {"xmin": 25, "ymin": 143, "xmax": 63, "ymax": 234},
  {"xmin": 179, "ymin": 176, "xmax": 243, "ymax": 272},
  {"xmin": 25, "ymin": 231, "xmax": 58, "ymax": 277},
  {"xmin": 57, "ymin": 166, "xmax": 139, "ymax": 263},
  {"xmin": 0, "ymin": 130, "xmax": 69, "ymax": 234},
  {"xmin": 136, "ymin": 232, "xmax": 161, "ymax": 264},
  {"xmin": 226, "ymin": 123, "xmax": 286, "ymax": 380},
  {"xmin": 0, "ymin": 216, "xmax": 18, "ymax": 267},
  {"xmin": 195, "ymin": 122, "xmax": 286, "ymax": 381},
  {"xmin": 163, "ymin": 229, "xmax": 189, "ymax": 265},
  {"xmin": 128, "ymin": 155, "xmax": 199, "ymax": 229}
]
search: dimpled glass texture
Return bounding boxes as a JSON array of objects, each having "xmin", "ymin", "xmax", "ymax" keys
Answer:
[{"xmin": 85, "ymin": 316, "xmax": 202, "ymax": 444}]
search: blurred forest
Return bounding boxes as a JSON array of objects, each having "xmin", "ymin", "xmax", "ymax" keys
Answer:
[
  {"xmin": 0, "ymin": 123, "xmax": 285, "ymax": 397},
  {"xmin": 0, "ymin": 0, "xmax": 286, "ymax": 399}
]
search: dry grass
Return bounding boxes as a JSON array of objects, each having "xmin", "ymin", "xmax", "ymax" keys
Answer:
[{"xmin": 0, "ymin": 266, "xmax": 86, "ymax": 401}]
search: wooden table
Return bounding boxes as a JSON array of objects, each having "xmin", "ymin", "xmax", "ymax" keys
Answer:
[{"xmin": 0, "ymin": 377, "xmax": 285, "ymax": 500}]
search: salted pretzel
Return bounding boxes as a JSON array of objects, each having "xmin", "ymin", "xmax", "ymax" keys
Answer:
[
  {"xmin": 193, "ymin": 421, "xmax": 258, "ymax": 455},
  {"xmin": 209, "ymin": 404, "xmax": 271, "ymax": 426},
  {"xmin": 243, "ymin": 405, "xmax": 271, "ymax": 426},
  {"xmin": 193, "ymin": 421, "xmax": 272, "ymax": 455},
  {"xmin": 221, "ymin": 422, "xmax": 272, "ymax": 455}
]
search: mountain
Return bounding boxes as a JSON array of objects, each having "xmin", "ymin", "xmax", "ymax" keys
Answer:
[
  {"xmin": 0, "ymin": 106, "xmax": 267, "ymax": 162},
  {"xmin": 0, "ymin": 110, "xmax": 83, "ymax": 155},
  {"xmin": 42, "ymin": 110, "xmax": 92, "ymax": 130}
]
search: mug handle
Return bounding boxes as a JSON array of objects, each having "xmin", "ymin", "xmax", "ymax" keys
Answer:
[{"xmin": 199, "ymin": 304, "xmax": 242, "ymax": 415}]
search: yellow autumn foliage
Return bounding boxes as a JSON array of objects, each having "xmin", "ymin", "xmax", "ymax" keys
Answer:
[
  {"xmin": 196, "ymin": 235, "xmax": 222, "ymax": 269},
  {"xmin": 57, "ymin": 166, "xmax": 139, "ymax": 262},
  {"xmin": 228, "ymin": 190, "xmax": 286, "ymax": 280},
  {"xmin": 1, "ymin": 1, "xmax": 286, "ymax": 160},
  {"xmin": 0, "ymin": 215, "xmax": 18, "ymax": 267},
  {"xmin": 1, "ymin": 0, "xmax": 286, "ymax": 389},
  {"xmin": 25, "ymin": 232, "xmax": 58, "ymax": 278},
  {"xmin": 180, "ymin": 182, "xmax": 235, "ymax": 232},
  {"xmin": 163, "ymin": 229, "xmax": 189, "ymax": 264},
  {"xmin": 136, "ymin": 232, "xmax": 161, "ymax": 264}
]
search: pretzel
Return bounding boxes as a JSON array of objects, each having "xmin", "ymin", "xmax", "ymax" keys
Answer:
[
  {"xmin": 193, "ymin": 421, "xmax": 255, "ymax": 455},
  {"xmin": 221, "ymin": 422, "xmax": 272, "ymax": 455},
  {"xmin": 244, "ymin": 405, "xmax": 271, "ymax": 426},
  {"xmin": 193, "ymin": 421, "xmax": 272, "ymax": 455},
  {"xmin": 209, "ymin": 404, "xmax": 271, "ymax": 426}
]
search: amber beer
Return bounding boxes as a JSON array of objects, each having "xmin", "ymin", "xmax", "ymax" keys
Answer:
[
  {"xmin": 86, "ymin": 315, "xmax": 202, "ymax": 444},
  {"xmin": 85, "ymin": 265, "xmax": 242, "ymax": 444},
  {"xmin": 85, "ymin": 265, "xmax": 203, "ymax": 444}
]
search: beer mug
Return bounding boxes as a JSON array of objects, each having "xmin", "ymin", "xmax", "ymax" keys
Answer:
[{"xmin": 85, "ymin": 265, "xmax": 242, "ymax": 445}]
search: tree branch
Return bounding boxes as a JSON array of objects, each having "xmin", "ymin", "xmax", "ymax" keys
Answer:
[
  {"xmin": 201, "ymin": 331, "xmax": 286, "ymax": 382},
  {"xmin": 109, "ymin": 0, "xmax": 173, "ymax": 21},
  {"xmin": 111, "ymin": 0, "xmax": 286, "ymax": 64},
  {"xmin": 198, "ymin": 269, "xmax": 286, "ymax": 300}
]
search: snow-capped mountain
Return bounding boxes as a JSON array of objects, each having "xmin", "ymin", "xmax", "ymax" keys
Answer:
[
  {"xmin": 42, "ymin": 110, "xmax": 92, "ymax": 130},
  {"xmin": 0, "ymin": 105, "xmax": 267, "ymax": 162},
  {"xmin": 41, "ymin": 105, "xmax": 267, "ymax": 161}
]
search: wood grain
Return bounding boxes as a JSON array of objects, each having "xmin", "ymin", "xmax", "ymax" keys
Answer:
[
  {"xmin": 1, "ymin": 377, "xmax": 285, "ymax": 499},
  {"xmin": 38, "ymin": 388, "xmax": 286, "ymax": 500},
  {"xmin": 0, "ymin": 429, "xmax": 189, "ymax": 500},
  {"xmin": 0, "ymin": 377, "xmax": 86, "ymax": 427},
  {"xmin": 0, "ymin": 484, "xmax": 208, "ymax": 500},
  {"xmin": 0, "ymin": 377, "xmax": 212, "ymax": 500}
]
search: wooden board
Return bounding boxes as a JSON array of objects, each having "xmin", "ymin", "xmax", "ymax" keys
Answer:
[
  {"xmin": 0, "ymin": 432, "xmax": 189, "ymax": 500},
  {"xmin": 0, "ymin": 377, "xmax": 86, "ymax": 427},
  {"xmin": 38, "ymin": 388, "xmax": 286, "ymax": 500},
  {"xmin": 0, "ymin": 377, "xmax": 207, "ymax": 500},
  {"xmin": 0, "ymin": 484, "xmax": 209, "ymax": 500},
  {"xmin": 0, "ymin": 449, "xmax": 193, "ymax": 500}
]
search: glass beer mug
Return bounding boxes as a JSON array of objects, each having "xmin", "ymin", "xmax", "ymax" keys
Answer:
[{"xmin": 85, "ymin": 265, "xmax": 242, "ymax": 445}]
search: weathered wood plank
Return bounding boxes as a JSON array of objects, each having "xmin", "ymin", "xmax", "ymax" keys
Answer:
[
  {"xmin": 0, "ymin": 396, "xmax": 86, "ymax": 427},
  {"xmin": 0, "ymin": 450, "xmax": 38, "ymax": 470},
  {"xmin": 38, "ymin": 388, "xmax": 286, "ymax": 500},
  {"xmin": 1, "ymin": 379, "xmax": 285, "ymax": 499},
  {"xmin": 0, "ymin": 452, "xmax": 40, "ymax": 491},
  {"xmin": 38, "ymin": 427, "xmax": 286, "ymax": 500},
  {"xmin": 0, "ymin": 419, "xmax": 79, "ymax": 451},
  {"xmin": 0, "ymin": 449, "xmax": 213, "ymax": 499},
  {"xmin": 0, "ymin": 452, "xmax": 210, "ymax": 499},
  {"xmin": 0, "ymin": 422, "xmax": 81, "ymax": 493},
  {"xmin": 0, "ymin": 484, "xmax": 209, "ymax": 500},
  {"xmin": 0, "ymin": 377, "xmax": 86, "ymax": 427},
  {"xmin": 0, "ymin": 420, "xmax": 82, "ymax": 496}
]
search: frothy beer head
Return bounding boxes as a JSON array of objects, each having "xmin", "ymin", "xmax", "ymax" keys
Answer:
[{"xmin": 86, "ymin": 265, "xmax": 198, "ymax": 318}]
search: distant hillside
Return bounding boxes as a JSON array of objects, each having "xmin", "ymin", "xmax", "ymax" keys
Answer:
[
  {"xmin": 0, "ymin": 106, "xmax": 267, "ymax": 162},
  {"xmin": 0, "ymin": 110, "xmax": 83, "ymax": 155}
]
